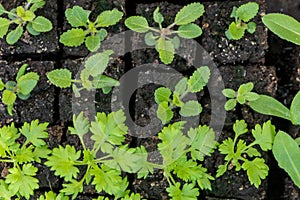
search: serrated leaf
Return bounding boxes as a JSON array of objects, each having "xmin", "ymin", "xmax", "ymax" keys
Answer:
[
  {"xmin": 45, "ymin": 145, "xmax": 81, "ymax": 181},
  {"xmin": 179, "ymin": 100, "xmax": 202, "ymax": 117},
  {"xmin": 96, "ymin": 9, "xmax": 123, "ymax": 27},
  {"xmin": 0, "ymin": 180, "xmax": 13, "ymax": 200},
  {"xmin": 157, "ymin": 101, "xmax": 173, "ymax": 124},
  {"xmin": 14, "ymin": 145, "xmax": 35, "ymax": 163},
  {"xmin": 47, "ymin": 69, "xmax": 72, "ymax": 88},
  {"xmin": 188, "ymin": 66, "xmax": 210, "ymax": 93},
  {"xmin": 166, "ymin": 182, "xmax": 199, "ymax": 200},
  {"xmin": 178, "ymin": 23, "xmax": 202, "ymax": 39},
  {"xmin": 125, "ymin": 16, "xmax": 149, "ymax": 33},
  {"xmin": 174, "ymin": 77, "xmax": 187, "ymax": 95},
  {"xmin": 121, "ymin": 193, "xmax": 142, "ymax": 200},
  {"xmin": 68, "ymin": 112, "xmax": 90, "ymax": 140},
  {"xmin": 236, "ymin": 2, "xmax": 259, "ymax": 22},
  {"xmin": 65, "ymin": 6, "xmax": 90, "ymax": 27},
  {"xmin": 227, "ymin": 22, "xmax": 245, "ymax": 40},
  {"xmin": 154, "ymin": 87, "xmax": 171, "ymax": 104},
  {"xmin": 2, "ymin": 90, "xmax": 16, "ymax": 106},
  {"xmin": 175, "ymin": 2, "xmax": 204, "ymax": 25},
  {"xmin": 59, "ymin": 28, "xmax": 85, "ymax": 47},
  {"xmin": 242, "ymin": 158, "xmax": 268, "ymax": 188},
  {"xmin": 222, "ymin": 88, "xmax": 236, "ymax": 98},
  {"xmin": 216, "ymin": 164, "xmax": 227, "ymax": 177},
  {"xmin": 32, "ymin": 16, "xmax": 52, "ymax": 32},
  {"xmin": 225, "ymin": 99, "xmax": 237, "ymax": 111},
  {"xmin": 252, "ymin": 120, "xmax": 276, "ymax": 151},
  {"xmin": 61, "ymin": 179, "xmax": 83, "ymax": 200},
  {"xmin": 153, "ymin": 7, "xmax": 164, "ymax": 24},
  {"xmin": 0, "ymin": 18, "xmax": 10, "ymax": 38},
  {"xmin": 233, "ymin": 120, "xmax": 248, "ymax": 137},
  {"xmin": 273, "ymin": 131, "xmax": 300, "ymax": 188},
  {"xmin": 6, "ymin": 25, "xmax": 23, "ymax": 45},
  {"xmin": 0, "ymin": 124, "xmax": 19, "ymax": 157},
  {"xmin": 17, "ymin": 72, "xmax": 39, "ymax": 95},
  {"xmin": 172, "ymin": 92, "xmax": 184, "ymax": 107},
  {"xmin": 84, "ymin": 51, "xmax": 111, "ymax": 76},
  {"xmin": 85, "ymin": 35, "xmax": 101, "ymax": 52},
  {"xmin": 172, "ymin": 156, "xmax": 203, "ymax": 182},
  {"xmin": 291, "ymin": 91, "xmax": 300, "ymax": 125},
  {"xmin": 20, "ymin": 119, "xmax": 49, "ymax": 147},
  {"xmin": 218, "ymin": 138, "xmax": 234, "ymax": 160},
  {"xmin": 157, "ymin": 37, "xmax": 174, "ymax": 64}
]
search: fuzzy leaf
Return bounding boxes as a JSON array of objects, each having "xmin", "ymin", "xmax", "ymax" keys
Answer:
[
  {"xmin": 2, "ymin": 90, "xmax": 16, "ymax": 106},
  {"xmin": 178, "ymin": 23, "xmax": 202, "ymax": 39},
  {"xmin": 236, "ymin": 2, "xmax": 259, "ymax": 22},
  {"xmin": 47, "ymin": 69, "xmax": 72, "ymax": 88},
  {"xmin": 174, "ymin": 2, "xmax": 204, "ymax": 25},
  {"xmin": 242, "ymin": 158, "xmax": 268, "ymax": 188},
  {"xmin": 125, "ymin": 16, "xmax": 149, "ymax": 33},
  {"xmin": 252, "ymin": 120, "xmax": 276, "ymax": 151},
  {"xmin": 17, "ymin": 72, "xmax": 39, "ymax": 95},
  {"xmin": 154, "ymin": 87, "xmax": 171, "ymax": 104},
  {"xmin": 20, "ymin": 119, "xmax": 49, "ymax": 147},
  {"xmin": 84, "ymin": 51, "xmax": 111, "ymax": 76},
  {"xmin": 85, "ymin": 35, "xmax": 101, "ymax": 52},
  {"xmin": 96, "ymin": 9, "xmax": 123, "ymax": 27},
  {"xmin": 290, "ymin": 91, "xmax": 300, "ymax": 125},
  {"xmin": 0, "ymin": 18, "xmax": 10, "ymax": 38},
  {"xmin": 157, "ymin": 101, "xmax": 173, "ymax": 124},
  {"xmin": 32, "ymin": 16, "xmax": 52, "ymax": 32},
  {"xmin": 65, "ymin": 6, "xmax": 90, "ymax": 27},
  {"xmin": 157, "ymin": 37, "xmax": 174, "ymax": 64},
  {"xmin": 188, "ymin": 66, "xmax": 210, "ymax": 93},
  {"xmin": 60, "ymin": 28, "xmax": 85, "ymax": 47},
  {"xmin": 166, "ymin": 182, "xmax": 199, "ymax": 200},
  {"xmin": 6, "ymin": 25, "xmax": 23, "ymax": 45}
]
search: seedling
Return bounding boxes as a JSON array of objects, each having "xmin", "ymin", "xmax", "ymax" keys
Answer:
[
  {"xmin": 0, "ymin": 64, "xmax": 39, "ymax": 116},
  {"xmin": 225, "ymin": 2, "xmax": 259, "ymax": 40},
  {"xmin": 154, "ymin": 66, "xmax": 210, "ymax": 124},
  {"xmin": 0, "ymin": 0, "xmax": 53, "ymax": 45},
  {"xmin": 0, "ymin": 120, "xmax": 50, "ymax": 199},
  {"xmin": 217, "ymin": 120, "xmax": 275, "ymax": 188},
  {"xmin": 125, "ymin": 2, "xmax": 204, "ymax": 64},
  {"xmin": 47, "ymin": 51, "xmax": 119, "ymax": 97},
  {"xmin": 60, "ymin": 6, "xmax": 123, "ymax": 52}
]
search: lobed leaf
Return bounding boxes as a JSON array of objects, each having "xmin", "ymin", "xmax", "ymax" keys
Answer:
[
  {"xmin": 242, "ymin": 158, "xmax": 268, "ymax": 188},
  {"xmin": 20, "ymin": 119, "xmax": 49, "ymax": 147},
  {"xmin": 166, "ymin": 182, "xmax": 199, "ymax": 200},
  {"xmin": 47, "ymin": 69, "xmax": 72, "ymax": 88},
  {"xmin": 68, "ymin": 112, "xmax": 90, "ymax": 140},
  {"xmin": 59, "ymin": 28, "xmax": 85, "ymax": 47},
  {"xmin": 96, "ymin": 9, "xmax": 123, "ymax": 27},
  {"xmin": 252, "ymin": 120, "xmax": 276, "ymax": 151},
  {"xmin": 233, "ymin": 120, "xmax": 248, "ymax": 137},
  {"xmin": 61, "ymin": 179, "xmax": 83, "ymax": 200},
  {"xmin": 65, "ymin": 6, "xmax": 90, "ymax": 27},
  {"xmin": 175, "ymin": 2, "xmax": 204, "ymax": 25}
]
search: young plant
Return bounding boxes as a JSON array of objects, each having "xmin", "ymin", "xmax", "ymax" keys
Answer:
[
  {"xmin": 262, "ymin": 13, "xmax": 300, "ymax": 45},
  {"xmin": 217, "ymin": 120, "xmax": 276, "ymax": 188},
  {"xmin": 0, "ymin": 0, "xmax": 53, "ymax": 45},
  {"xmin": 225, "ymin": 2, "xmax": 259, "ymax": 40},
  {"xmin": 0, "ymin": 64, "xmax": 39, "ymax": 116},
  {"xmin": 47, "ymin": 51, "xmax": 119, "ymax": 97},
  {"xmin": 125, "ymin": 2, "xmax": 204, "ymax": 64},
  {"xmin": 222, "ymin": 82, "xmax": 259, "ymax": 111},
  {"xmin": 60, "ymin": 6, "xmax": 123, "ymax": 52},
  {"xmin": 154, "ymin": 66, "xmax": 210, "ymax": 124},
  {"xmin": 0, "ymin": 120, "xmax": 50, "ymax": 199}
]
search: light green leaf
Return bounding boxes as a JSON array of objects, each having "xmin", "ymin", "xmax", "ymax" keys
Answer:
[
  {"xmin": 157, "ymin": 101, "xmax": 173, "ymax": 124},
  {"xmin": 0, "ymin": 79, "xmax": 4, "ymax": 90},
  {"xmin": 0, "ymin": 4, "xmax": 6, "ymax": 16},
  {"xmin": 14, "ymin": 146, "xmax": 35, "ymax": 163},
  {"xmin": 0, "ymin": 18, "xmax": 10, "ymax": 38},
  {"xmin": 93, "ymin": 75, "xmax": 120, "ymax": 90},
  {"xmin": 154, "ymin": 87, "xmax": 171, "ymax": 104},
  {"xmin": 273, "ymin": 131, "xmax": 300, "ymax": 188},
  {"xmin": 68, "ymin": 112, "xmax": 90, "ymax": 140},
  {"xmin": 166, "ymin": 182, "xmax": 199, "ymax": 200},
  {"xmin": 80, "ymin": 68, "xmax": 93, "ymax": 90},
  {"xmin": 85, "ymin": 35, "xmax": 101, "ymax": 52},
  {"xmin": 0, "ymin": 180, "xmax": 13, "ymax": 200},
  {"xmin": 247, "ymin": 21, "xmax": 256, "ymax": 34},
  {"xmin": 47, "ymin": 69, "xmax": 72, "ymax": 88},
  {"xmin": 175, "ymin": 2, "xmax": 204, "ymax": 25},
  {"xmin": 227, "ymin": 22, "xmax": 246, "ymax": 40},
  {"xmin": 262, "ymin": 13, "xmax": 300, "ymax": 45},
  {"xmin": 26, "ymin": 22, "xmax": 41, "ymax": 36},
  {"xmin": 6, "ymin": 26, "xmax": 23, "ymax": 45},
  {"xmin": 222, "ymin": 88, "xmax": 236, "ymax": 98},
  {"xmin": 290, "ymin": 91, "xmax": 300, "ymax": 125},
  {"xmin": 16, "ymin": 64, "xmax": 28, "ymax": 81},
  {"xmin": 244, "ymin": 92, "xmax": 260, "ymax": 101},
  {"xmin": 125, "ymin": 16, "xmax": 149, "ymax": 33},
  {"xmin": 59, "ymin": 28, "xmax": 85, "ymax": 47},
  {"xmin": 17, "ymin": 72, "xmax": 39, "ymax": 95},
  {"xmin": 233, "ymin": 120, "xmax": 248, "ymax": 137},
  {"xmin": 188, "ymin": 66, "xmax": 210, "ymax": 93},
  {"xmin": 29, "ymin": 1, "xmax": 45, "ymax": 13},
  {"xmin": 65, "ymin": 6, "xmax": 90, "ymax": 27},
  {"xmin": 61, "ymin": 179, "xmax": 83, "ymax": 200},
  {"xmin": 178, "ymin": 23, "xmax": 202, "ymax": 39},
  {"xmin": 216, "ymin": 164, "xmax": 227, "ymax": 177},
  {"xmin": 238, "ymin": 82, "xmax": 254, "ymax": 95},
  {"xmin": 242, "ymin": 158, "xmax": 268, "ymax": 188},
  {"xmin": 32, "ymin": 16, "xmax": 52, "ymax": 32},
  {"xmin": 175, "ymin": 77, "xmax": 187, "ymax": 95},
  {"xmin": 23, "ymin": 10, "xmax": 35, "ymax": 21},
  {"xmin": 252, "ymin": 120, "xmax": 276, "ymax": 151},
  {"xmin": 96, "ymin": 9, "xmax": 123, "ymax": 27},
  {"xmin": 84, "ymin": 51, "xmax": 111, "ymax": 76},
  {"xmin": 172, "ymin": 36, "xmax": 180, "ymax": 49},
  {"xmin": 20, "ymin": 119, "xmax": 49, "ymax": 147},
  {"xmin": 179, "ymin": 100, "xmax": 202, "ymax": 117},
  {"xmin": 172, "ymin": 92, "xmax": 184, "ymax": 107},
  {"xmin": 157, "ymin": 37, "xmax": 174, "ymax": 64},
  {"xmin": 2, "ymin": 90, "xmax": 16, "ymax": 106},
  {"xmin": 144, "ymin": 32, "xmax": 157, "ymax": 46},
  {"xmin": 236, "ymin": 2, "xmax": 259, "ymax": 22},
  {"xmin": 153, "ymin": 7, "xmax": 164, "ymax": 24}
]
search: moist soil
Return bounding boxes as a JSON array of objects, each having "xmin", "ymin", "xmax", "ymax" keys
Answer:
[{"xmin": 0, "ymin": 0, "xmax": 299, "ymax": 199}]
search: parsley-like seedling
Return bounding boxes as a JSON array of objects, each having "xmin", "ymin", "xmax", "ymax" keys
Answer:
[
  {"xmin": 217, "ymin": 120, "xmax": 276, "ymax": 188},
  {"xmin": 60, "ymin": 6, "xmax": 123, "ymax": 52},
  {"xmin": 0, "ymin": 64, "xmax": 39, "ymax": 116},
  {"xmin": 225, "ymin": 2, "xmax": 259, "ymax": 40},
  {"xmin": 0, "ymin": 120, "xmax": 50, "ymax": 199},
  {"xmin": 47, "ymin": 51, "xmax": 119, "ymax": 97},
  {"xmin": 154, "ymin": 66, "xmax": 210, "ymax": 124},
  {"xmin": 0, "ymin": 0, "xmax": 53, "ymax": 45},
  {"xmin": 125, "ymin": 2, "xmax": 204, "ymax": 64}
]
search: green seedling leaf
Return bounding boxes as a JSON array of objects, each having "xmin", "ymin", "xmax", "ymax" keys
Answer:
[
  {"xmin": 125, "ymin": 16, "xmax": 149, "ymax": 33},
  {"xmin": 29, "ymin": 1, "xmax": 45, "ymax": 13},
  {"xmin": 32, "ymin": 16, "xmax": 52, "ymax": 32},
  {"xmin": 296, "ymin": 137, "xmax": 300, "ymax": 146},
  {"xmin": 174, "ymin": 2, "xmax": 204, "ymax": 25},
  {"xmin": 61, "ymin": 179, "xmax": 83, "ymax": 199},
  {"xmin": 154, "ymin": 87, "xmax": 171, "ymax": 104},
  {"xmin": 157, "ymin": 101, "xmax": 173, "ymax": 125},
  {"xmin": 80, "ymin": 68, "xmax": 93, "ymax": 90},
  {"xmin": 14, "ymin": 146, "xmax": 35, "ymax": 163},
  {"xmin": 97, "ymin": 28, "xmax": 108, "ymax": 41},
  {"xmin": 65, "ymin": 6, "xmax": 90, "ymax": 27},
  {"xmin": 244, "ymin": 92, "xmax": 260, "ymax": 101},
  {"xmin": 0, "ymin": 180, "xmax": 13, "ymax": 200},
  {"xmin": 227, "ymin": 22, "xmax": 246, "ymax": 40},
  {"xmin": 59, "ymin": 28, "xmax": 85, "ymax": 47},
  {"xmin": 96, "ymin": 9, "xmax": 123, "ymax": 27},
  {"xmin": 166, "ymin": 183, "xmax": 199, "ymax": 200},
  {"xmin": 174, "ymin": 77, "xmax": 188, "ymax": 95},
  {"xmin": 26, "ymin": 23, "xmax": 40, "ymax": 36},
  {"xmin": 222, "ymin": 88, "xmax": 236, "ymax": 98},
  {"xmin": 23, "ymin": 10, "xmax": 36, "ymax": 21},
  {"xmin": 16, "ymin": 6, "xmax": 25, "ymax": 17},
  {"xmin": 247, "ymin": 21, "xmax": 256, "ymax": 34},
  {"xmin": 85, "ymin": 35, "xmax": 101, "ymax": 52},
  {"xmin": 0, "ymin": 18, "xmax": 10, "ymax": 38},
  {"xmin": 242, "ymin": 158, "xmax": 268, "ymax": 188},
  {"xmin": 172, "ymin": 36, "xmax": 180, "ymax": 49},
  {"xmin": 262, "ymin": 13, "xmax": 300, "ymax": 45},
  {"xmin": 16, "ymin": 64, "xmax": 28, "ymax": 81},
  {"xmin": 2, "ymin": 90, "xmax": 16, "ymax": 106},
  {"xmin": 93, "ymin": 75, "xmax": 120, "ymax": 90},
  {"xmin": 273, "ymin": 131, "xmax": 300, "ymax": 188},
  {"xmin": 20, "ymin": 119, "xmax": 49, "ymax": 147},
  {"xmin": 178, "ymin": 23, "xmax": 202, "ymax": 39},
  {"xmin": 17, "ymin": 72, "xmax": 39, "ymax": 95},
  {"xmin": 0, "ymin": 4, "xmax": 5, "ymax": 16},
  {"xmin": 6, "ymin": 26, "xmax": 23, "ymax": 45},
  {"xmin": 252, "ymin": 120, "xmax": 276, "ymax": 151},
  {"xmin": 157, "ymin": 37, "xmax": 174, "ymax": 64},
  {"xmin": 84, "ymin": 51, "xmax": 111, "ymax": 76},
  {"xmin": 153, "ymin": 7, "xmax": 164, "ymax": 24},
  {"xmin": 225, "ymin": 99, "xmax": 237, "ymax": 111},
  {"xmin": 236, "ymin": 2, "xmax": 259, "ymax": 22},
  {"xmin": 47, "ymin": 69, "xmax": 72, "ymax": 88},
  {"xmin": 290, "ymin": 91, "xmax": 300, "ymax": 125},
  {"xmin": 249, "ymin": 95, "xmax": 291, "ymax": 120},
  {"xmin": 0, "ymin": 79, "xmax": 4, "ymax": 90},
  {"xmin": 233, "ymin": 120, "xmax": 248, "ymax": 137},
  {"xmin": 188, "ymin": 66, "xmax": 210, "ymax": 93},
  {"xmin": 68, "ymin": 112, "xmax": 89, "ymax": 140},
  {"xmin": 238, "ymin": 82, "xmax": 254, "ymax": 95},
  {"xmin": 172, "ymin": 92, "xmax": 184, "ymax": 107},
  {"xmin": 144, "ymin": 32, "xmax": 157, "ymax": 46},
  {"xmin": 179, "ymin": 100, "xmax": 202, "ymax": 117}
]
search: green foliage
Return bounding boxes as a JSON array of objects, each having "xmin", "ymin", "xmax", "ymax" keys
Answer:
[
  {"xmin": 217, "ymin": 120, "xmax": 275, "ymax": 188},
  {"xmin": 262, "ymin": 13, "xmax": 300, "ymax": 45},
  {"xmin": 0, "ymin": 120, "xmax": 50, "ymax": 199},
  {"xmin": 154, "ymin": 66, "xmax": 210, "ymax": 124},
  {"xmin": 125, "ymin": 2, "xmax": 204, "ymax": 64},
  {"xmin": 47, "ymin": 51, "xmax": 119, "ymax": 96},
  {"xmin": 223, "ymin": 82, "xmax": 259, "ymax": 111},
  {"xmin": 0, "ymin": 64, "xmax": 39, "ymax": 115},
  {"xmin": 0, "ymin": 1, "xmax": 52, "ymax": 45},
  {"xmin": 225, "ymin": 2, "xmax": 259, "ymax": 40},
  {"xmin": 60, "ymin": 6, "xmax": 123, "ymax": 52}
]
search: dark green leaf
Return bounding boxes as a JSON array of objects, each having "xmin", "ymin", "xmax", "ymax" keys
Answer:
[
  {"xmin": 26, "ymin": 23, "xmax": 40, "ymax": 36},
  {"xmin": 144, "ymin": 32, "xmax": 157, "ymax": 46},
  {"xmin": 247, "ymin": 21, "xmax": 256, "ymax": 34}
]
